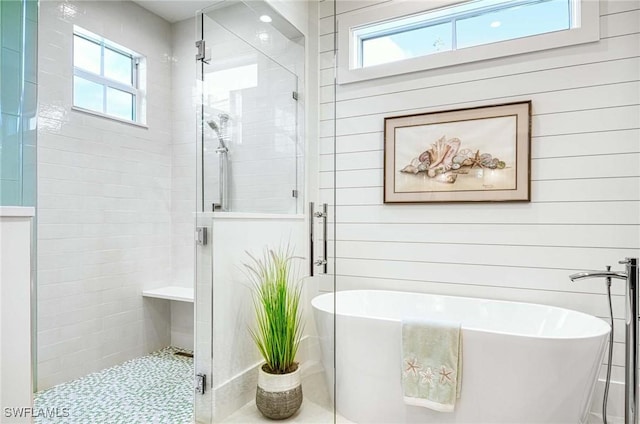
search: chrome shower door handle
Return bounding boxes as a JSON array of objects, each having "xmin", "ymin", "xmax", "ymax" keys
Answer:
[
  {"xmin": 309, "ymin": 202, "xmax": 328, "ymax": 276},
  {"xmin": 309, "ymin": 202, "xmax": 315, "ymax": 277},
  {"xmin": 316, "ymin": 203, "xmax": 328, "ymax": 274}
]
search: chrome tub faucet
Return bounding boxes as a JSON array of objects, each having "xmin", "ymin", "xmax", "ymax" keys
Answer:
[{"xmin": 570, "ymin": 258, "xmax": 638, "ymax": 424}]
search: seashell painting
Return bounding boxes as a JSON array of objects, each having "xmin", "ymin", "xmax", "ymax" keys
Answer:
[{"xmin": 399, "ymin": 135, "xmax": 505, "ymax": 184}]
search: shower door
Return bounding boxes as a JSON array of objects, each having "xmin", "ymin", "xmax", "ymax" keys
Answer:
[{"xmin": 194, "ymin": 1, "xmax": 336, "ymax": 422}]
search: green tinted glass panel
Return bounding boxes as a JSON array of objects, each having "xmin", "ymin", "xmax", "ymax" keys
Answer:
[
  {"xmin": 74, "ymin": 35, "xmax": 101, "ymax": 75},
  {"xmin": 74, "ymin": 75, "xmax": 104, "ymax": 113},
  {"xmin": 104, "ymin": 47, "xmax": 133, "ymax": 85},
  {"xmin": 106, "ymin": 87, "xmax": 133, "ymax": 121}
]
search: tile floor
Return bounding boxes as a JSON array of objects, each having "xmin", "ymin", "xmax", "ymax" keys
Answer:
[
  {"xmin": 33, "ymin": 347, "xmax": 194, "ymax": 424},
  {"xmin": 32, "ymin": 347, "xmax": 342, "ymax": 424},
  {"xmin": 32, "ymin": 350, "xmax": 611, "ymax": 424}
]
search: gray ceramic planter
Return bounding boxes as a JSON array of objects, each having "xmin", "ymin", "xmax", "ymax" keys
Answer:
[{"xmin": 256, "ymin": 365, "xmax": 302, "ymax": 419}]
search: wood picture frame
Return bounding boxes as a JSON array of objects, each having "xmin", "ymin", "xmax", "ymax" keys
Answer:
[{"xmin": 384, "ymin": 101, "xmax": 531, "ymax": 203}]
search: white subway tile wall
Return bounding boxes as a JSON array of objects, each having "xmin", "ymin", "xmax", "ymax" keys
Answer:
[
  {"xmin": 319, "ymin": 0, "xmax": 640, "ymax": 417},
  {"xmin": 169, "ymin": 18, "xmax": 197, "ymax": 290},
  {"xmin": 37, "ymin": 1, "xmax": 173, "ymax": 389}
]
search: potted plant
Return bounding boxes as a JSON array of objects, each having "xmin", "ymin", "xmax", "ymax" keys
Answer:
[{"xmin": 245, "ymin": 246, "xmax": 304, "ymax": 420}]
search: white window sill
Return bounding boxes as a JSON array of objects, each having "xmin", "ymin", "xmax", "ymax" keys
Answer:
[{"xmin": 71, "ymin": 106, "xmax": 148, "ymax": 129}]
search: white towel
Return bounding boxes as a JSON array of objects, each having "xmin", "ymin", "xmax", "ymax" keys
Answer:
[{"xmin": 401, "ymin": 319, "xmax": 462, "ymax": 412}]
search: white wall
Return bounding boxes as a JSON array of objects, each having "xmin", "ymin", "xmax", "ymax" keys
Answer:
[
  {"xmin": 319, "ymin": 0, "xmax": 640, "ymax": 417},
  {"xmin": 268, "ymin": 0, "xmax": 309, "ymax": 37},
  {"xmin": 170, "ymin": 18, "xmax": 197, "ymax": 292},
  {"xmin": 37, "ymin": 0, "xmax": 173, "ymax": 389},
  {"xmin": 0, "ymin": 208, "xmax": 34, "ymax": 423},
  {"xmin": 169, "ymin": 17, "xmax": 198, "ymax": 352}
]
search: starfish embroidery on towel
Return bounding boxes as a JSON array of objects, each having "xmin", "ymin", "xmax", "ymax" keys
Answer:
[
  {"xmin": 439, "ymin": 365, "xmax": 454, "ymax": 384},
  {"xmin": 404, "ymin": 357, "xmax": 421, "ymax": 376},
  {"xmin": 419, "ymin": 367, "xmax": 434, "ymax": 385}
]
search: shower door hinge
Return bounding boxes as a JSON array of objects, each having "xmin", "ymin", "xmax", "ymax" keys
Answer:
[
  {"xmin": 195, "ymin": 373, "xmax": 206, "ymax": 395},
  {"xmin": 196, "ymin": 227, "xmax": 208, "ymax": 246},
  {"xmin": 292, "ymin": 91, "xmax": 299, "ymax": 101},
  {"xmin": 195, "ymin": 40, "xmax": 210, "ymax": 63},
  {"xmin": 292, "ymin": 189, "xmax": 298, "ymax": 198}
]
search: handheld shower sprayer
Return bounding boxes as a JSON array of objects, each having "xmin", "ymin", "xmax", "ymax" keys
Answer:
[
  {"xmin": 206, "ymin": 113, "xmax": 231, "ymax": 212},
  {"xmin": 206, "ymin": 119, "xmax": 228, "ymax": 152}
]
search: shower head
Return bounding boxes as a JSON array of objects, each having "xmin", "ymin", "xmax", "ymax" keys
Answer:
[
  {"xmin": 207, "ymin": 120, "xmax": 219, "ymax": 132},
  {"xmin": 206, "ymin": 119, "xmax": 228, "ymax": 151}
]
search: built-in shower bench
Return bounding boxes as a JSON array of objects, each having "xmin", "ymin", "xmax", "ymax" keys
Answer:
[
  {"xmin": 142, "ymin": 286, "xmax": 194, "ymax": 350},
  {"xmin": 142, "ymin": 286, "xmax": 194, "ymax": 303}
]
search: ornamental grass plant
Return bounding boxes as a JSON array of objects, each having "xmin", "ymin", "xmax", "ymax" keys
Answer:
[{"xmin": 245, "ymin": 246, "xmax": 304, "ymax": 374}]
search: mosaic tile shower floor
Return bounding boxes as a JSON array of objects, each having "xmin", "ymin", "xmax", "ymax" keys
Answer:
[{"xmin": 33, "ymin": 347, "xmax": 193, "ymax": 424}]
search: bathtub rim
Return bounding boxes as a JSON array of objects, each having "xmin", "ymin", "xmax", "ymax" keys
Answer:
[{"xmin": 311, "ymin": 289, "xmax": 611, "ymax": 340}]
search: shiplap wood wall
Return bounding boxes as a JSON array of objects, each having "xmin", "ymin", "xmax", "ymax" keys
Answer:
[{"xmin": 317, "ymin": 0, "xmax": 640, "ymax": 411}]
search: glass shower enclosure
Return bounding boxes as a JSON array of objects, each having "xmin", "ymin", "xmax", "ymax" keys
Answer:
[
  {"xmin": 194, "ymin": 1, "xmax": 335, "ymax": 422},
  {"xmin": 197, "ymin": 1, "xmax": 303, "ymax": 216}
]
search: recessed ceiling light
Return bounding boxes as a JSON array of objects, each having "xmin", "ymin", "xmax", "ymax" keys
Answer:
[
  {"xmin": 490, "ymin": 21, "xmax": 501, "ymax": 28},
  {"xmin": 259, "ymin": 15, "xmax": 272, "ymax": 23}
]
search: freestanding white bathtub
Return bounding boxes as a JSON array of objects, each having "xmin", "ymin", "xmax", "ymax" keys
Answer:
[{"xmin": 312, "ymin": 290, "xmax": 609, "ymax": 424}]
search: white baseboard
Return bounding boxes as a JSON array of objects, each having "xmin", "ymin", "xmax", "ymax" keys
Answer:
[{"xmin": 590, "ymin": 378, "xmax": 624, "ymax": 421}]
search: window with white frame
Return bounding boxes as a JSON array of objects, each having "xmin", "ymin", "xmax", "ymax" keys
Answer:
[
  {"xmin": 338, "ymin": 0, "xmax": 600, "ymax": 83},
  {"xmin": 72, "ymin": 26, "xmax": 145, "ymax": 124}
]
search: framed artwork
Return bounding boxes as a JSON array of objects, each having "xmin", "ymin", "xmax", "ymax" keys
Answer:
[{"xmin": 384, "ymin": 101, "xmax": 531, "ymax": 203}]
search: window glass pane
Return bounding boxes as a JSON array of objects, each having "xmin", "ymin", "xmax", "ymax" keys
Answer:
[
  {"xmin": 106, "ymin": 87, "xmax": 134, "ymax": 121},
  {"xmin": 362, "ymin": 22, "xmax": 452, "ymax": 67},
  {"xmin": 73, "ymin": 76, "xmax": 104, "ymax": 113},
  {"xmin": 104, "ymin": 48, "xmax": 133, "ymax": 85},
  {"xmin": 456, "ymin": 0, "xmax": 571, "ymax": 49},
  {"xmin": 73, "ymin": 35, "xmax": 101, "ymax": 75}
]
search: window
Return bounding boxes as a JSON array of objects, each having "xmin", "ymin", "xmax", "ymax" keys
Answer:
[
  {"xmin": 72, "ymin": 27, "xmax": 145, "ymax": 124},
  {"xmin": 338, "ymin": 0, "xmax": 600, "ymax": 83}
]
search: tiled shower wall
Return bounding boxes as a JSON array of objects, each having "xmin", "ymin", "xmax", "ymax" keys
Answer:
[
  {"xmin": 169, "ymin": 18, "xmax": 197, "ymax": 291},
  {"xmin": 37, "ymin": 1, "xmax": 173, "ymax": 389},
  {"xmin": 0, "ymin": 0, "xmax": 37, "ymax": 207},
  {"xmin": 320, "ymin": 0, "xmax": 640, "ymax": 415}
]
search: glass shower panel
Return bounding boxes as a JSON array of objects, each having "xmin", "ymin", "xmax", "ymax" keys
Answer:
[
  {"xmin": 194, "ymin": 215, "xmax": 213, "ymax": 423},
  {"xmin": 0, "ymin": 0, "xmax": 37, "ymax": 207},
  {"xmin": 199, "ymin": 2, "xmax": 302, "ymax": 215},
  {"xmin": 194, "ymin": 2, "xmax": 334, "ymax": 423}
]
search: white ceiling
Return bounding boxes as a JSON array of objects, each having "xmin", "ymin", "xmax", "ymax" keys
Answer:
[{"xmin": 132, "ymin": 1, "xmax": 215, "ymax": 23}]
